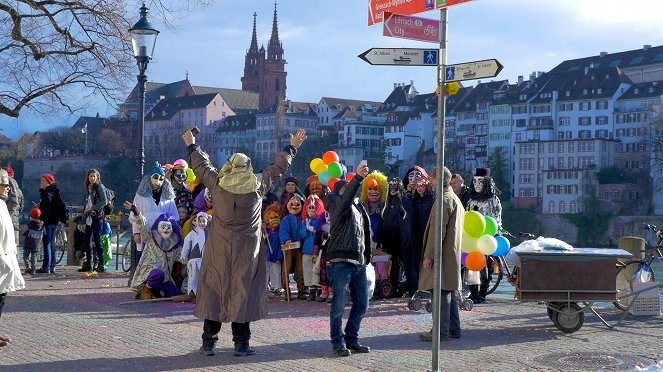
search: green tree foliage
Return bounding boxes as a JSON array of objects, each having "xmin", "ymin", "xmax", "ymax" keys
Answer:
[
  {"xmin": 103, "ymin": 158, "xmax": 139, "ymax": 208},
  {"xmin": 56, "ymin": 163, "xmax": 87, "ymax": 206},
  {"xmin": 486, "ymin": 146, "xmax": 510, "ymax": 198},
  {"xmin": 501, "ymin": 201, "xmax": 541, "ymax": 238},
  {"xmin": 94, "ymin": 129, "xmax": 123, "ymax": 156},
  {"xmin": 562, "ymin": 186, "xmax": 612, "ymax": 246}
]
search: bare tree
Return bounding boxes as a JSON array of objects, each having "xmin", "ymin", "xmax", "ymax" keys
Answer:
[
  {"xmin": 39, "ymin": 125, "xmax": 84, "ymax": 155},
  {"xmin": 0, "ymin": 1, "xmax": 212, "ymax": 119}
]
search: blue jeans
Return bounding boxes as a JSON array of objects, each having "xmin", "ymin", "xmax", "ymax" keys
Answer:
[
  {"xmin": 41, "ymin": 224, "xmax": 58, "ymax": 270},
  {"xmin": 440, "ymin": 290, "xmax": 461, "ymax": 338},
  {"xmin": 328, "ymin": 262, "xmax": 369, "ymax": 348},
  {"xmin": 85, "ymin": 218, "xmax": 104, "ymax": 267}
]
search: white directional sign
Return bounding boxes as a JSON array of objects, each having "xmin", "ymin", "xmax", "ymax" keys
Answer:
[
  {"xmin": 444, "ymin": 59, "xmax": 503, "ymax": 82},
  {"xmin": 358, "ymin": 48, "xmax": 438, "ymax": 66}
]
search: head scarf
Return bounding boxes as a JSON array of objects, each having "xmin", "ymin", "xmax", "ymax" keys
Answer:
[{"xmin": 217, "ymin": 153, "xmax": 259, "ymax": 194}]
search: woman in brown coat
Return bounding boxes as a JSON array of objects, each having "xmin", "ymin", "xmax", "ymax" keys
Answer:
[
  {"xmin": 183, "ymin": 128, "xmax": 307, "ymax": 357},
  {"xmin": 418, "ymin": 167, "xmax": 465, "ymax": 341}
]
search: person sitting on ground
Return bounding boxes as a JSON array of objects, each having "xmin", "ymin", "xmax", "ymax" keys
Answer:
[
  {"xmin": 22, "ymin": 208, "xmax": 44, "ymax": 275},
  {"xmin": 181, "ymin": 211, "xmax": 211, "ymax": 302},
  {"xmin": 124, "ymin": 201, "xmax": 184, "ymax": 300}
]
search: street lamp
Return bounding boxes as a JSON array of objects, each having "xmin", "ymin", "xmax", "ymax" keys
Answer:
[{"xmin": 129, "ymin": 2, "xmax": 159, "ymax": 178}]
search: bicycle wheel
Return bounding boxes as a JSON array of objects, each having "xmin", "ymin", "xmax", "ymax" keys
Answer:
[
  {"xmin": 614, "ymin": 261, "xmax": 656, "ymax": 311},
  {"xmin": 54, "ymin": 227, "xmax": 67, "ymax": 265},
  {"xmin": 485, "ymin": 257, "xmax": 503, "ymax": 295},
  {"xmin": 121, "ymin": 241, "xmax": 131, "ymax": 272}
]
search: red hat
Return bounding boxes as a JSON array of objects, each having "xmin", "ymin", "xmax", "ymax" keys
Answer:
[
  {"xmin": 42, "ymin": 174, "xmax": 55, "ymax": 185},
  {"xmin": 2, "ymin": 166, "xmax": 14, "ymax": 178},
  {"xmin": 29, "ymin": 208, "xmax": 41, "ymax": 219}
]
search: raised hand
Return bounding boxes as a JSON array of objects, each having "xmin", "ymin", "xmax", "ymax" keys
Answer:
[{"xmin": 290, "ymin": 128, "xmax": 307, "ymax": 149}]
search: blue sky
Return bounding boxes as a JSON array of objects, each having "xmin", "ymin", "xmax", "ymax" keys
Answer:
[{"xmin": 2, "ymin": 0, "xmax": 663, "ymax": 140}]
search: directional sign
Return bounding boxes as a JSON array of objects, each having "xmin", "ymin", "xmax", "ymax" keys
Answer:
[
  {"xmin": 359, "ymin": 48, "xmax": 438, "ymax": 66},
  {"xmin": 368, "ymin": 0, "xmax": 435, "ymax": 26},
  {"xmin": 383, "ymin": 12, "xmax": 440, "ymax": 43},
  {"xmin": 435, "ymin": 0, "xmax": 475, "ymax": 9},
  {"xmin": 443, "ymin": 59, "xmax": 503, "ymax": 82}
]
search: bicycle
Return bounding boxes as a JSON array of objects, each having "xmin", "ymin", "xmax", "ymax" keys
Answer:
[
  {"xmin": 613, "ymin": 223, "xmax": 662, "ymax": 311},
  {"xmin": 121, "ymin": 239, "xmax": 132, "ymax": 272},
  {"xmin": 35, "ymin": 223, "xmax": 67, "ymax": 265},
  {"xmin": 484, "ymin": 231, "xmax": 536, "ymax": 296}
]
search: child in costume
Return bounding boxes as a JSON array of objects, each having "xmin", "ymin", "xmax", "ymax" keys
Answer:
[
  {"xmin": 279, "ymin": 193, "xmax": 306, "ymax": 299},
  {"xmin": 263, "ymin": 202, "xmax": 284, "ymax": 296},
  {"xmin": 22, "ymin": 208, "xmax": 44, "ymax": 275},
  {"xmin": 167, "ymin": 159, "xmax": 196, "ymax": 220},
  {"xmin": 300, "ymin": 195, "xmax": 325, "ymax": 301},
  {"xmin": 313, "ymin": 211, "xmax": 332, "ymax": 302},
  {"xmin": 181, "ymin": 211, "xmax": 211, "ymax": 301},
  {"xmin": 124, "ymin": 200, "xmax": 184, "ymax": 300},
  {"xmin": 177, "ymin": 205, "xmax": 188, "ymax": 228}
]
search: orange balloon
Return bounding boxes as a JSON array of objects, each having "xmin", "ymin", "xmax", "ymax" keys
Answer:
[
  {"xmin": 465, "ymin": 251, "xmax": 487, "ymax": 271},
  {"xmin": 322, "ymin": 151, "xmax": 340, "ymax": 165},
  {"xmin": 345, "ymin": 173, "xmax": 356, "ymax": 182}
]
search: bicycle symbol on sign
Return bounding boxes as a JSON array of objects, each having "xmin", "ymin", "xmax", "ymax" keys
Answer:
[{"xmin": 424, "ymin": 25, "xmax": 437, "ymax": 37}]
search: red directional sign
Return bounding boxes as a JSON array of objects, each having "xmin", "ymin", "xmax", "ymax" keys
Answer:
[
  {"xmin": 435, "ymin": 0, "xmax": 475, "ymax": 9},
  {"xmin": 368, "ymin": 0, "xmax": 435, "ymax": 26},
  {"xmin": 383, "ymin": 12, "xmax": 440, "ymax": 43}
]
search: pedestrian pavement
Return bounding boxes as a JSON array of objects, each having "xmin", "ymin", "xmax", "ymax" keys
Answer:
[{"xmin": 0, "ymin": 266, "xmax": 661, "ymax": 371}]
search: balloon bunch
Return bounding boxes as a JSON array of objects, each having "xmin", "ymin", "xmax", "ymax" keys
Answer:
[
  {"xmin": 460, "ymin": 211, "xmax": 511, "ymax": 271},
  {"xmin": 309, "ymin": 151, "xmax": 356, "ymax": 190}
]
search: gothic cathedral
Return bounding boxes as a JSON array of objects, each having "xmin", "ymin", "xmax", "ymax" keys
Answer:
[{"xmin": 241, "ymin": 4, "xmax": 287, "ymax": 111}]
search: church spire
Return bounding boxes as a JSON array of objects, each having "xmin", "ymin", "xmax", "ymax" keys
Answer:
[
  {"xmin": 249, "ymin": 12, "xmax": 259, "ymax": 53},
  {"xmin": 267, "ymin": 2, "xmax": 283, "ymax": 61}
]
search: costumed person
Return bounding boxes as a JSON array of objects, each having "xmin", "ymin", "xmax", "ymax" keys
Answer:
[
  {"xmin": 279, "ymin": 176, "xmax": 301, "ymax": 215},
  {"xmin": 22, "ymin": 208, "xmax": 44, "ymax": 275},
  {"xmin": 314, "ymin": 211, "xmax": 332, "ymax": 303},
  {"xmin": 403, "ymin": 165, "xmax": 433, "ymax": 290},
  {"xmin": 125, "ymin": 201, "xmax": 184, "ymax": 300},
  {"xmin": 403, "ymin": 165, "xmax": 428, "ymax": 197},
  {"xmin": 183, "ymin": 128, "xmax": 306, "ymax": 357},
  {"xmin": 300, "ymin": 194, "xmax": 325, "ymax": 301},
  {"xmin": 304, "ymin": 175, "xmax": 326, "ymax": 199},
  {"xmin": 0, "ymin": 168, "xmax": 25, "ymax": 347},
  {"xmin": 182, "ymin": 188, "xmax": 214, "ymax": 238},
  {"xmin": 466, "ymin": 167, "xmax": 503, "ymax": 304},
  {"xmin": 181, "ymin": 212, "xmax": 212, "ymax": 302},
  {"xmin": 177, "ymin": 205, "xmax": 188, "ymax": 228},
  {"xmin": 380, "ymin": 177, "xmax": 417, "ymax": 296},
  {"xmin": 279, "ymin": 193, "xmax": 306, "ymax": 299},
  {"xmin": 262, "ymin": 202, "xmax": 284, "ymax": 297},
  {"xmin": 360, "ymin": 171, "xmax": 387, "ymax": 252},
  {"xmin": 129, "ymin": 162, "xmax": 179, "ymax": 280},
  {"xmin": 167, "ymin": 159, "xmax": 195, "ymax": 220}
]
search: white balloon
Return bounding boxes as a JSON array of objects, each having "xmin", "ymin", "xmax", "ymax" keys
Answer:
[{"xmin": 477, "ymin": 234, "xmax": 498, "ymax": 255}]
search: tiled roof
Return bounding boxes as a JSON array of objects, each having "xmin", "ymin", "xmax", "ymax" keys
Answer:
[
  {"xmin": 380, "ymin": 84, "xmax": 411, "ymax": 111},
  {"xmin": 217, "ymin": 114, "xmax": 256, "ymax": 133},
  {"xmin": 321, "ymin": 97, "xmax": 382, "ymax": 109},
  {"xmin": 192, "ymin": 86, "xmax": 259, "ymax": 113},
  {"xmin": 125, "ymin": 80, "xmax": 195, "ymax": 105},
  {"xmin": 452, "ymin": 80, "xmax": 509, "ymax": 113},
  {"xmin": 145, "ymin": 93, "xmax": 219, "ymax": 122},
  {"xmin": 332, "ymin": 107, "xmax": 359, "ymax": 120},
  {"xmin": 549, "ymin": 45, "xmax": 663, "ymax": 75},
  {"xmin": 71, "ymin": 115, "xmax": 109, "ymax": 136},
  {"xmin": 617, "ymin": 81, "xmax": 663, "ymax": 100}
]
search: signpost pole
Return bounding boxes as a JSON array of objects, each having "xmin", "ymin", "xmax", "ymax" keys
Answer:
[{"xmin": 431, "ymin": 6, "xmax": 448, "ymax": 372}]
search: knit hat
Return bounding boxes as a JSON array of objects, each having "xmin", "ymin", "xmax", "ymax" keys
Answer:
[
  {"xmin": 149, "ymin": 162, "xmax": 166, "ymax": 177},
  {"xmin": 474, "ymin": 168, "xmax": 490, "ymax": 177},
  {"xmin": 29, "ymin": 208, "xmax": 41, "ymax": 219},
  {"xmin": 284, "ymin": 176, "xmax": 299, "ymax": 187},
  {"xmin": 42, "ymin": 173, "xmax": 56, "ymax": 185}
]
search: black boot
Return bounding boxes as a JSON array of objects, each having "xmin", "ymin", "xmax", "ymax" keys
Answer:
[
  {"xmin": 233, "ymin": 342, "xmax": 256, "ymax": 356},
  {"xmin": 78, "ymin": 263, "xmax": 92, "ymax": 272},
  {"xmin": 308, "ymin": 288, "xmax": 317, "ymax": 301}
]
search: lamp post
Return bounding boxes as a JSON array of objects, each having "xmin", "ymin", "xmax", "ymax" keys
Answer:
[{"xmin": 129, "ymin": 2, "xmax": 159, "ymax": 178}]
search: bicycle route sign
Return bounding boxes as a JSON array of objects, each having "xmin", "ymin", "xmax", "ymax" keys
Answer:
[
  {"xmin": 358, "ymin": 48, "xmax": 438, "ymax": 66},
  {"xmin": 444, "ymin": 58, "xmax": 503, "ymax": 82},
  {"xmin": 383, "ymin": 12, "xmax": 440, "ymax": 43}
]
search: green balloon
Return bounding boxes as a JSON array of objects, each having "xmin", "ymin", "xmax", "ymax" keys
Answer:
[
  {"xmin": 484, "ymin": 216, "xmax": 498, "ymax": 236},
  {"xmin": 464, "ymin": 211, "xmax": 486, "ymax": 238},
  {"xmin": 327, "ymin": 162, "xmax": 343, "ymax": 178}
]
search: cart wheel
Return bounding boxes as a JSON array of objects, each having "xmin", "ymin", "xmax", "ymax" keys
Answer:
[
  {"xmin": 547, "ymin": 302, "xmax": 561, "ymax": 321},
  {"xmin": 552, "ymin": 302, "xmax": 584, "ymax": 333},
  {"xmin": 426, "ymin": 301, "xmax": 432, "ymax": 313},
  {"xmin": 410, "ymin": 299, "xmax": 422, "ymax": 311},
  {"xmin": 407, "ymin": 299, "xmax": 415, "ymax": 311},
  {"xmin": 462, "ymin": 298, "xmax": 474, "ymax": 311}
]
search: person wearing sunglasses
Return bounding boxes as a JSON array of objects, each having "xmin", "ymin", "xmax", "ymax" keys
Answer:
[
  {"xmin": 183, "ymin": 128, "xmax": 307, "ymax": 357},
  {"xmin": 128, "ymin": 162, "xmax": 179, "ymax": 284},
  {"xmin": 0, "ymin": 168, "xmax": 25, "ymax": 347}
]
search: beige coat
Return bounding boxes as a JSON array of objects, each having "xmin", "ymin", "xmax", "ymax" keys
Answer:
[
  {"xmin": 418, "ymin": 185, "xmax": 465, "ymax": 292},
  {"xmin": 191, "ymin": 147, "xmax": 294, "ymax": 323}
]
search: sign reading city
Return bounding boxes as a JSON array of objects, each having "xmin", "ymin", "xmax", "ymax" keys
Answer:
[
  {"xmin": 383, "ymin": 12, "xmax": 440, "ymax": 43},
  {"xmin": 359, "ymin": 48, "xmax": 438, "ymax": 66},
  {"xmin": 443, "ymin": 59, "xmax": 503, "ymax": 82},
  {"xmin": 368, "ymin": 0, "xmax": 476, "ymax": 25}
]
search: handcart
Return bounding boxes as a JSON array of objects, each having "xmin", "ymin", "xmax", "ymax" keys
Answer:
[{"xmin": 516, "ymin": 248, "xmax": 636, "ymax": 334}]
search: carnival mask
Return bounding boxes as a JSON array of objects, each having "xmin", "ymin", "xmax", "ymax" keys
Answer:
[
  {"xmin": 367, "ymin": 179, "xmax": 381, "ymax": 202},
  {"xmin": 195, "ymin": 215, "xmax": 209, "ymax": 229},
  {"xmin": 266, "ymin": 210, "xmax": 281, "ymax": 229},
  {"xmin": 204, "ymin": 188, "xmax": 213, "ymax": 207},
  {"xmin": 287, "ymin": 195, "xmax": 303, "ymax": 215},
  {"xmin": 388, "ymin": 181, "xmax": 400, "ymax": 196},
  {"xmin": 307, "ymin": 200, "xmax": 317, "ymax": 218},
  {"xmin": 172, "ymin": 169, "xmax": 187, "ymax": 185},
  {"xmin": 285, "ymin": 182, "xmax": 297, "ymax": 194},
  {"xmin": 308, "ymin": 180, "xmax": 323, "ymax": 197},
  {"xmin": 408, "ymin": 170, "xmax": 422, "ymax": 186},
  {"xmin": 150, "ymin": 174, "xmax": 165, "ymax": 190},
  {"xmin": 157, "ymin": 221, "xmax": 173, "ymax": 240},
  {"xmin": 473, "ymin": 176, "xmax": 484, "ymax": 193}
]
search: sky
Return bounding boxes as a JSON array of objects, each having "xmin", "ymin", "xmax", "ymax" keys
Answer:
[{"xmin": 2, "ymin": 0, "xmax": 663, "ymax": 140}]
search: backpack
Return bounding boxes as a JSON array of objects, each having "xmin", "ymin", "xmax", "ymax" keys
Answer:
[{"xmin": 103, "ymin": 188, "xmax": 116, "ymax": 215}]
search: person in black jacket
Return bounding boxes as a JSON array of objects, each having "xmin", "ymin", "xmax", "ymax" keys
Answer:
[
  {"xmin": 450, "ymin": 173, "xmax": 471, "ymax": 208},
  {"xmin": 37, "ymin": 174, "xmax": 67, "ymax": 274},
  {"xmin": 81, "ymin": 169, "xmax": 108, "ymax": 273},
  {"xmin": 323, "ymin": 161, "xmax": 371, "ymax": 357}
]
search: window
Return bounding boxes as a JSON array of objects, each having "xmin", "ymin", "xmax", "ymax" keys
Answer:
[
  {"xmin": 559, "ymin": 117, "xmax": 571, "ymax": 126},
  {"xmin": 596, "ymin": 100, "xmax": 608, "ymax": 110},
  {"xmin": 568, "ymin": 142, "xmax": 574, "ymax": 152},
  {"xmin": 559, "ymin": 201, "xmax": 566, "ymax": 213},
  {"xmin": 548, "ymin": 201, "xmax": 555, "ymax": 213},
  {"xmin": 558, "ymin": 143, "xmax": 565, "ymax": 153},
  {"xmin": 548, "ymin": 157, "xmax": 554, "ymax": 168},
  {"xmin": 548, "ymin": 143, "xmax": 555, "ymax": 153},
  {"xmin": 570, "ymin": 201, "xmax": 577, "ymax": 213},
  {"xmin": 596, "ymin": 116, "xmax": 608, "ymax": 125},
  {"xmin": 558, "ymin": 157, "xmax": 565, "ymax": 169},
  {"xmin": 578, "ymin": 130, "xmax": 591, "ymax": 139},
  {"xmin": 578, "ymin": 117, "xmax": 591, "ymax": 126},
  {"xmin": 568, "ymin": 157, "xmax": 574, "ymax": 168},
  {"xmin": 559, "ymin": 103, "xmax": 574, "ymax": 111}
]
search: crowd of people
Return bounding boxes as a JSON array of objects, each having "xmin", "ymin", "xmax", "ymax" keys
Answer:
[{"xmin": 0, "ymin": 126, "xmax": 506, "ymax": 356}]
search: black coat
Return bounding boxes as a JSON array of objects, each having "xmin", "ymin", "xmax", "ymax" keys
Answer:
[
  {"xmin": 380, "ymin": 195, "xmax": 416, "ymax": 257},
  {"xmin": 39, "ymin": 184, "xmax": 67, "ymax": 225},
  {"xmin": 410, "ymin": 190, "xmax": 434, "ymax": 253}
]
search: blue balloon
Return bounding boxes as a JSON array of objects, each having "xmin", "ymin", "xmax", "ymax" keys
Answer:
[
  {"xmin": 493, "ymin": 236, "xmax": 511, "ymax": 257},
  {"xmin": 341, "ymin": 163, "xmax": 348, "ymax": 177},
  {"xmin": 318, "ymin": 170, "xmax": 332, "ymax": 186}
]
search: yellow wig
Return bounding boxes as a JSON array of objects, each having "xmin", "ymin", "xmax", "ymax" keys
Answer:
[{"xmin": 360, "ymin": 170, "xmax": 388, "ymax": 202}]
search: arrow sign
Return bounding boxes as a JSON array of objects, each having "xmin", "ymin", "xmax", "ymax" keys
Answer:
[
  {"xmin": 443, "ymin": 59, "xmax": 503, "ymax": 82},
  {"xmin": 359, "ymin": 48, "xmax": 438, "ymax": 66},
  {"xmin": 383, "ymin": 12, "xmax": 440, "ymax": 43}
]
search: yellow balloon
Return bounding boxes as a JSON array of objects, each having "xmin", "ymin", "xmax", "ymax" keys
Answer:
[
  {"xmin": 464, "ymin": 211, "xmax": 486, "ymax": 238},
  {"xmin": 309, "ymin": 158, "xmax": 324, "ymax": 173},
  {"xmin": 313, "ymin": 163, "xmax": 328, "ymax": 175},
  {"xmin": 461, "ymin": 231, "xmax": 479, "ymax": 253}
]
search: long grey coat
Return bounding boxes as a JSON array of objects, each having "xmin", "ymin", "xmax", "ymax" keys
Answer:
[
  {"xmin": 418, "ymin": 185, "xmax": 465, "ymax": 292},
  {"xmin": 190, "ymin": 146, "xmax": 295, "ymax": 323}
]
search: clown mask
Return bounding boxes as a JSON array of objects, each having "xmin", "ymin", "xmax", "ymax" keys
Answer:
[
  {"xmin": 195, "ymin": 214, "xmax": 209, "ymax": 230},
  {"xmin": 308, "ymin": 180, "xmax": 323, "ymax": 197},
  {"xmin": 150, "ymin": 173, "xmax": 165, "ymax": 190},
  {"xmin": 285, "ymin": 181, "xmax": 297, "ymax": 194},
  {"xmin": 306, "ymin": 200, "xmax": 317, "ymax": 218},
  {"xmin": 157, "ymin": 221, "xmax": 173, "ymax": 240},
  {"xmin": 367, "ymin": 179, "xmax": 381, "ymax": 202},
  {"xmin": 266, "ymin": 210, "xmax": 281, "ymax": 229},
  {"xmin": 172, "ymin": 169, "xmax": 187, "ymax": 186},
  {"xmin": 473, "ymin": 176, "xmax": 484, "ymax": 193},
  {"xmin": 287, "ymin": 195, "xmax": 303, "ymax": 215}
]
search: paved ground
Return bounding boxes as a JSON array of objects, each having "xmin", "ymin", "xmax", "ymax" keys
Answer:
[{"xmin": 0, "ymin": 266, "xmax": 661, "ymax": 371}]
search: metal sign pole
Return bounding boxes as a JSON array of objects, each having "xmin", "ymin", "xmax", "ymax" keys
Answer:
[{"xmin": 431, "ymin": 6, "xmax": 448, "ymax": 372}]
